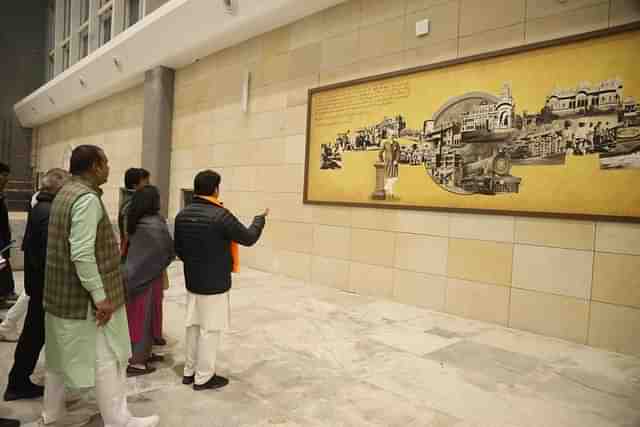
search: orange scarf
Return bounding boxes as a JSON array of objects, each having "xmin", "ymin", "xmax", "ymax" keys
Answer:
[{"xmin": 199, "ymin": 196, "xmax": 240, "ymax": 273}]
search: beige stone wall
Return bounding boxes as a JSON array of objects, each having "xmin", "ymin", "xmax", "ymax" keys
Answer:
[
  {"xmin": 36, "ymin": 85, "xmax": 144, "ymax": 217},
  {"xmin": 170, "ymin": 0, "xmax": 640, "ymax": 356},
  {"xmin": 34, "ymin": 0, "xmax": 640, "ymax": 356}
]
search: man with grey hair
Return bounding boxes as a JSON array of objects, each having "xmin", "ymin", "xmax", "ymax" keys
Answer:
[{"xmin": 3, "ymin": 168, "xmax": 70, "ymax": 402}]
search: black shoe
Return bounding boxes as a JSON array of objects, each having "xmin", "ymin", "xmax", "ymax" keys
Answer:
[
  {"xmin": 126, "ymin": 364, "xmax": 156, "ymax": 377},
  {"xmin": 0, "ymin": 417, "xmax": 20, "ymax": 427},
  {"xmin": 193, "ymin": 375, "xmax": 228, "ymax": 391},
  {"xmin": 182, "ymin": 375, "xmax": 195, "ymax": 385},
  {"xmin": 3, "ymin": 383, "xmax": 44, "ymax": 401}
]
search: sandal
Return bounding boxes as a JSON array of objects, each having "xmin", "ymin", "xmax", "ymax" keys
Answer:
[{"xmin": 126, "ymin": 364, "xmax": 156, "ymax": 377}]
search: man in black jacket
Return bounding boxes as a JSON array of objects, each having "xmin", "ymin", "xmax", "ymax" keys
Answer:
[
  {"xmin": 0, "ymin": 162, "xmax": 16, "ymax": 306},
  {"xmin": 4, "ymin": 168, "xmax": 70, "ymax": 401},
  {"xmin": 174, "ymin": 170, "xmax": 267, "ymax": 391}
]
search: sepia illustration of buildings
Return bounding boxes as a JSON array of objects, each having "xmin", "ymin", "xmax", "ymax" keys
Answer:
[{"xmin": 321, "ymin": 78, "xmax": 640, "ymax": 197}]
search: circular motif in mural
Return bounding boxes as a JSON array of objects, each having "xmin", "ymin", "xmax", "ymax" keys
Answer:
[{"xmin": 424, "ymin": 91, "xmax": 519, "ymax": 195}]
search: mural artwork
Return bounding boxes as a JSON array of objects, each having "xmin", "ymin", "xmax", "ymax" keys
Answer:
[{"xmin": 305, "ymin": 27, "xmax": 640, "ymax": 221}]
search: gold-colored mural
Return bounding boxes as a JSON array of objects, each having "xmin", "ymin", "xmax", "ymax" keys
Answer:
[{"xmin": 305, "ymin": 28, "xmax": 640, "ymax": 221}]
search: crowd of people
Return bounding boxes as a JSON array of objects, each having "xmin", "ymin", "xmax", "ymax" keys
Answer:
[{"xmin": 0, "ymin": 145, "xmax": 268, "ymax": 427}]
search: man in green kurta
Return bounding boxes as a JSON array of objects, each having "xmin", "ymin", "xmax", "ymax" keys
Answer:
[{"xmin": 42, "ymin": 145, "xmax": 159, "ymax": 427}]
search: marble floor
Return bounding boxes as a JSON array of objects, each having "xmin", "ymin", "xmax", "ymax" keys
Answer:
[{"xmin": 1, "ymin": 265, "xmax": 639, "ymax": 427}]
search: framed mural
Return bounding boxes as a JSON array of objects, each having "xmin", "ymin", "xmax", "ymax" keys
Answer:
[{"xmin": 304, "ymin": 23, "xmax": 640, "ymax": 222}]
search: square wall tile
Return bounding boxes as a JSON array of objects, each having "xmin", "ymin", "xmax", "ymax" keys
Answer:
[
  {"xmin": 592, "ymin": 252, "xmax": 640, "ymax": 309},
  {"xmin": 285, "ymin": 134, "xmax": 307, "ymax": 164},
  {"xmin": 448, "ymin": 239, "xmax": 513, "ymax": 286},
  {"xmin": 275, "ymin": 250, "xmax": 311, "ymax": 282},
  {"xmin": 525, "ymin": 3, "xmax": 609, "ymax": 44},
  {"xmin": 526, "ymin": 0, "xmax": 607, "ymax": 20},
  {"xmin": 271, "ymin": 221, "xmax": 314, "ymax": 254},
  {"xmin": 322, "ymin": 0, "xmax": 363, "ymax": 38},
  {"xmin": 359, "ymin": 16, "xmax": 406, "ymax": 61},
  {"xmin": 449, "ymin": 213, "xmax": 515, "ymax": 243},
  {"xmin": 289, "ymin": 13, "xmax": 325, "ymax": 50},
  {"xmin": 357, "ymin": 52, "xmax": 406, "ymax": 76},
  {"xmin": 264, "ymin": 193, "xmax": 312, "ymax": 223},
  {"xmin": 253, "ymin": 138, "xmax": 286, "ymax": 166},
  {"xmin": 253, "ymin": 245, "xmax": 277, "ymax": 272},
  {"xmin": 512, "ymin": 244, "xmax": 593, "ymax": 299},
  {"xmin": 255, "ymin": 165, "xmax": 304, "ymax": 193},
  {"xmin": 359, "ymin": 0, "xmax": 406, "ymax": 27},
  {"xmin": 393, "ymin": 269, "xmax": 447, "ymax": 311},
  {"xmin": 460, "ymin": 0, "xmax": 525, "ymax": 36},
  {"xmin": 249, "ymin": 84, "xmax": 288, "ymax": 114},
  {"xmin": 596, "ymin": 221, "xmax": 640, "ymax": 256},
  {"xmin": 319, "ymin": 62, "xmax": 364, "ymax": 85},
  {"xmin": 610, "ymin": 0, "xmax": 640, "ymax": 26},
  {"xmin": 248, "ymin": 110, "xmax": 286, "ymax": 140},
  {"xmin": 351, "ymin": 208, "xmax": 396, "ymax": 231},
  {"xmin": 262, "ymin": 26, "xmax": 291, "ymax": 57},
  {"xmin": 588, "ymin": 302, "xmax": 640, "ymax": 357},
  {"xmin": 312, "ymin": 206, "xmax": 353, "ymax": 226},
  {"xmin": 230, "ymin": 166, "xmax": 258, "ymax": 192},
  {"xmin": 311, "ymin": 256, "xmax": 351, "ymax": 290},
  {"xmin": 351, "ymin": 228, "xmax": 396, "ymax": 267},
  {"xmin": 284, "ymin": 105, "xmax": 308, "ymax": 136},
  {"xmin": 286, "ymin": 75, "xmax": 318, "ymax": 108},
  {"xmin": 391, "ymin": 210, "xmax": 449, "ymax": 237},
  {"xmin": 288, "ymin": 43, "xmax": 323, "ymax": 81},
  {"xmin": 312, "ymin": 224, "xmax": 352, "ymax": 260},
  {"xmin": 394, "ymin": 233, "xmax": 448, "ymax": 275},
  {"xmin": 509, "ymin": 288, "xmax": 589, "ymax": 344},
  {"xmin": 322, "ymin": 31, "xmax": 360, "ymax": 70},
  {"xmin": 239, "ymin": 245, "xmax": 257, "ymax": 269},
  {"xmin": 459, "ymin": 24, "xmax": 525, "ymax": 57},
  {"xmin": 445, "ymin": 278, "xmax": 510, "ymax": 326},
  {"xmin": 260, "ymin": 53, "xmax": 291, "ymax": 87},
  {"xmin": 407, "ymin": 0, "xmax": 454, "ymax": 14},
  {"xmin": 403, "ymin": 38, "xmax": 459, "ymax": 68},
  {"xmin": 515, "ymin": 217, "xmax": 595, "ymax": 251},
  {"xmin": 349, "ymin": 261, "xmax": 394, "ymax": 298}
]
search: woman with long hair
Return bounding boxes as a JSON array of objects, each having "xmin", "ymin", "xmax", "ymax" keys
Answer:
[{"xmin": 125, "ymin": 185, "xmax": 174, "ymax": 376}]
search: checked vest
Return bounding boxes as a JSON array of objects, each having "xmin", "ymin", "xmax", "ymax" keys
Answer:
[{"xmin": 44, "ymin": 177, "xmax": 126, "ymax": 319}]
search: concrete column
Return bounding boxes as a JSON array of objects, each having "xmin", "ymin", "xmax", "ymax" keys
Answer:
[{"xmin": 142, "ymin": 66, "xmax": 174, "ymax": 217}]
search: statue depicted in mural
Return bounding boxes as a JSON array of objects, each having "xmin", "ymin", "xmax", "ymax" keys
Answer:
[{"xmin": 379, "ymin": 138, "xmax": 401, "ymax": 199}]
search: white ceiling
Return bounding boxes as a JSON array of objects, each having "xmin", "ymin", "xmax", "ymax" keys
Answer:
[{"xmin": 14, "ymin": 0, "xmax": 345, "ymax": 128}]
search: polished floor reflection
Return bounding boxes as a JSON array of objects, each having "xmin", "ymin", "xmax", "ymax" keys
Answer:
[{"xmin": 2, "ymin": 265, "xmax": 639, "ymax": 426}]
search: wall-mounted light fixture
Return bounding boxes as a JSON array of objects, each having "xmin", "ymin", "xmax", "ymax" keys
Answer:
[
  {"xmin": 113, "ymin": 57, "xmax": 122, "ymax": 70},
  {"xmin": 79, "ymin": 78, "xmax": 86, "ymax": 87},
  {"xmin": 241, "ymin": 70, "xmax": 250, "ymax": 113},
  {"xmin": 48, "ymin": 96, "xmax": 55, "ymax": 105},
  {"xmin": 223, "ymin": 0, "xmax": 235, "ymax": 15}
]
